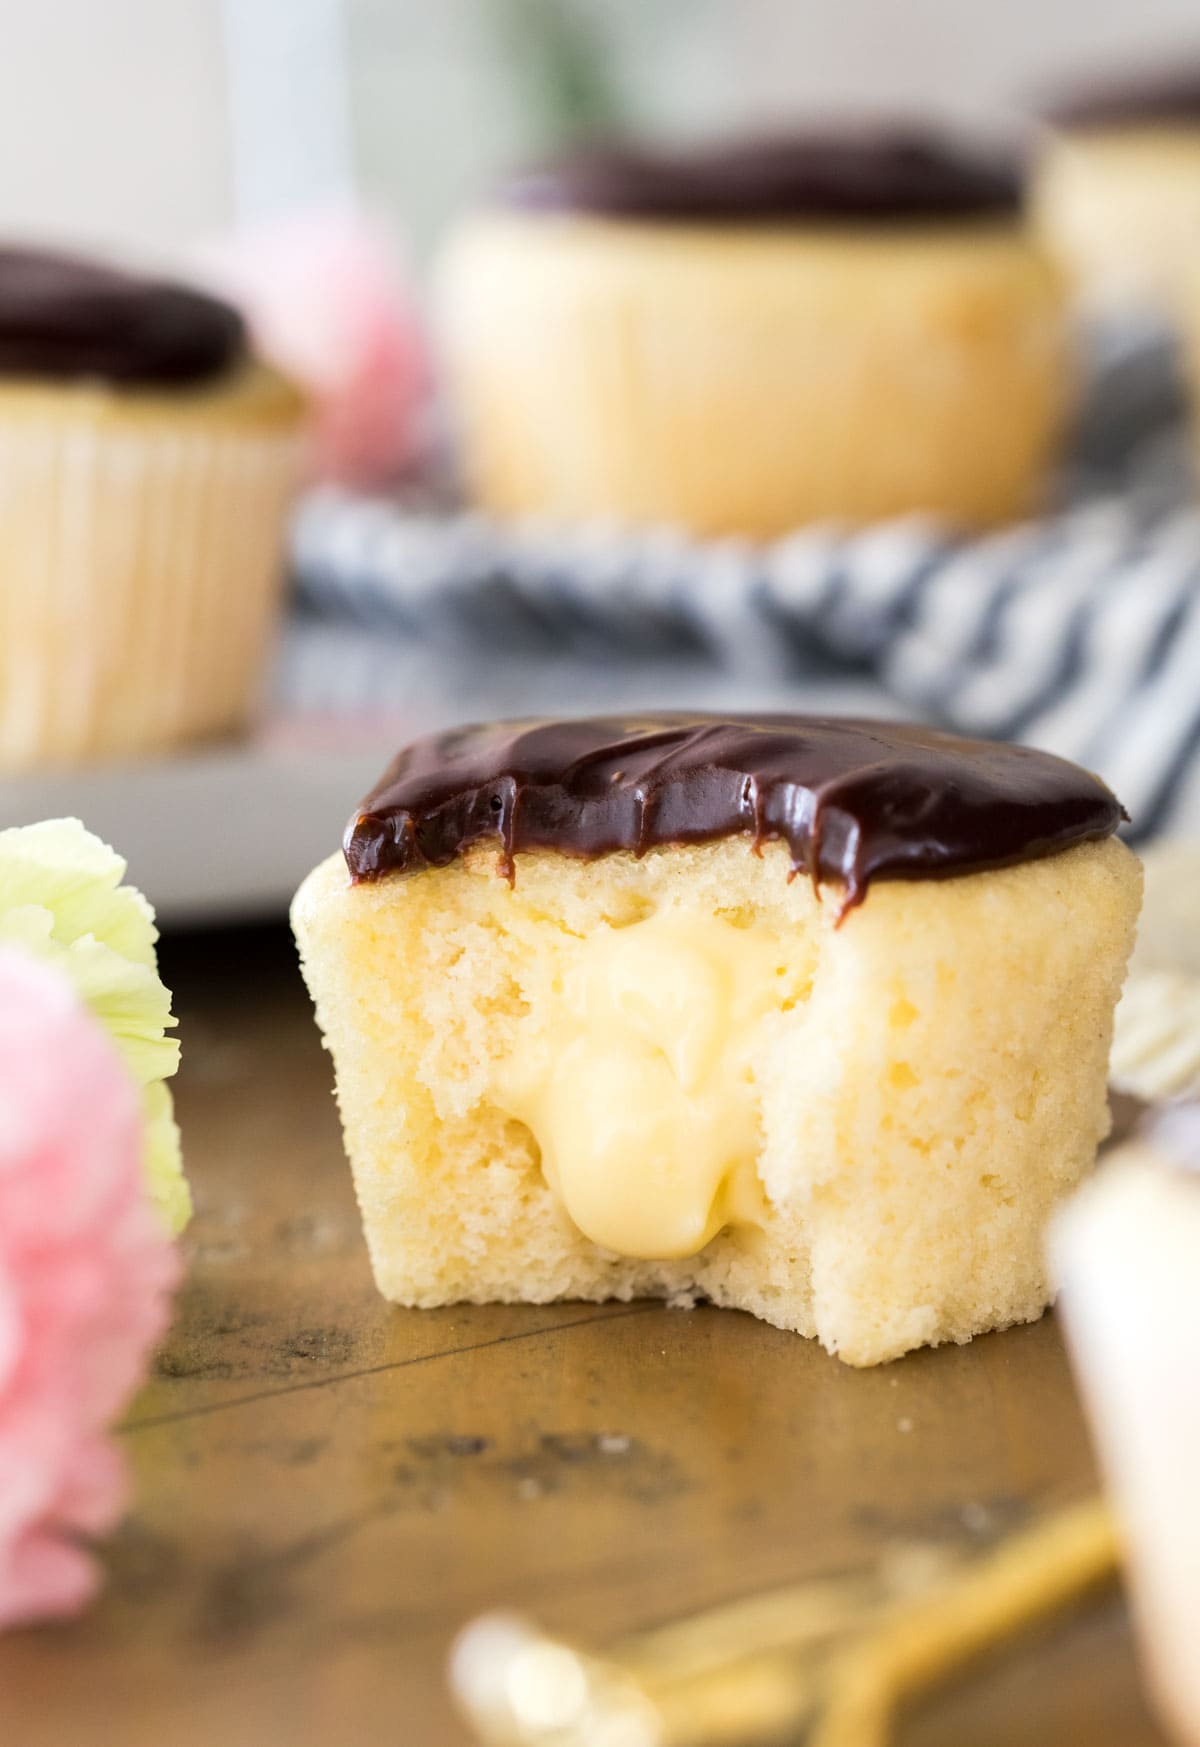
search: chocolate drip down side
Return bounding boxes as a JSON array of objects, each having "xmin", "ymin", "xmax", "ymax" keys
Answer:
[{"xmin": 343, "ymin": 716, "xmax": 1124, "ymax": 913}]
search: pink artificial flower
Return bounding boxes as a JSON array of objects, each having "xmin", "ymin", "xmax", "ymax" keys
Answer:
[
  {"xmin": 200, "ymin": 207, "xmax": 432, "ymax": 486},
  {"xmin": 0, "ymin": 947, "xmax": 179, "ymax": 1628}
]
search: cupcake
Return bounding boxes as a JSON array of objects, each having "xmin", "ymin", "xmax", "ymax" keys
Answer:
[
  {"xmin": 0, "ymin": 245, "xmax": 305, "ymax": 772},
  {"xmin": 292, "ymin": 715, "xmax": 1140, "ymax": 1367},
  {"xmin": 1055, "ymin": 1101, "xmax": 1200, "ymax": 1747},
  {"xmin": 1033, "ymin": 67, "xmax": 1200, "ymax": 316},
  {"xmin": 435, "ymin": 127, "xmax": 1071, "ymax": 538}
]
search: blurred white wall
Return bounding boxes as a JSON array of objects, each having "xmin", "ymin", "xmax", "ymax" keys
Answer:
[
  {"xmin": 0, "ymin": 0, "xmax": 232, "ymax": 260},
  {"xmin": 730, "ymin": 0, "xmax": 1200, "ymax": 115},
  {"xmin": 348, "ymin": 0, "xmax": 1200, "ymax": 258},
  {"xmin": 0, "ymin": 0, "xmax": 1200, "ymax": 264}
]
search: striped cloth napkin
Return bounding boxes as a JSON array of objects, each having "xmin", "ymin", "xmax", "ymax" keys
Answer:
[{"xmin": 283, "ymin": 319, "xmax": 1200, "ymax": 841}]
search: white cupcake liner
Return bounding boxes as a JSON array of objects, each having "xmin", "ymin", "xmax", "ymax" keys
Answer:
[{"xmin": 0, "ymin": 413, "xmax": 302, "ymax": 770}]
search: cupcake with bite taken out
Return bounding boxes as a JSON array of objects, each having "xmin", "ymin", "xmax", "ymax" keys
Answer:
[
  {"xmin": 436, "ymin": 125, "xmax": 1071, "ymax": 538},
  {"xmin": 294, "ymin": 714, "xmax": 1140, "ymax": 1367},
  {"xmin": 0, "ymin": 245, "xmax": 305, "ymax": 773}
]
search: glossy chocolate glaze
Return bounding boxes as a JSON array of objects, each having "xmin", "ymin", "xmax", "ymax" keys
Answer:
[
  {"xmin": 1044, "ymin": 67, "xmax": 1200, "ymax": 129},
  {"xmin": 344, "ymin": 716, "xmax": 1123, "ymax": 912},
  {"xmin": 0, "ymin": 246, "xmax": 246, "ymax": 386},
  {"xmin": 497, "ymin": 127, "xmax": 1023, "ymax": 225}
]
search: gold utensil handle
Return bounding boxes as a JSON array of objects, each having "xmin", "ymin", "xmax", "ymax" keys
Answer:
[
  {"xmin": 450, "ymin": 1498, "xmax": 1119, "ymax": 1747},
  {"xmin": 811, "ymin": 1497, "xmax": 1120, "ymax": 1747}
]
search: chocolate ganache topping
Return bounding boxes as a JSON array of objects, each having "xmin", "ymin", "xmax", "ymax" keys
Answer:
[
  {"xmin": 0, "ymin": 246, "xmax": 246, "ymax": 387},
  {"xmin": 344, "ymin": 716, "xmax": 1123, "ymax": 911},
  {"xmin": 1044, "ymin": 67, "xmax": 1200, "ymax": 130},
  {"xmin": 497, "ymin": 127, "xmax": 1023, "ymax": 225}
]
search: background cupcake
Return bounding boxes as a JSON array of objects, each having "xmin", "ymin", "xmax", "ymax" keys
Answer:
[
  {"xmin": 0, "ymin": 245, "xmax": 305, "ymax": 773},
  {"xmin": 436, "ymin": 125, "xmax": 1071, "ymax": 538},
  {"xmin": 1034, "ymin": 66, "xmax": 1200, "ymax": 316}
]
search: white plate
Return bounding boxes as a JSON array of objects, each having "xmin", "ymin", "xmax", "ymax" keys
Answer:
[
  {"xmin": 0, "ymin": 721, "xmax": 413, "ymax": 928},
  {"xmin": 0, "ymin": 675, "xmax": 898, "ymax": 928}
]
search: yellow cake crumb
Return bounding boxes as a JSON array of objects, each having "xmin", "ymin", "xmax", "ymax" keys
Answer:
[{"xmin": 293, "ymin": 835, "xmax": 1140, "ymax": 1367}]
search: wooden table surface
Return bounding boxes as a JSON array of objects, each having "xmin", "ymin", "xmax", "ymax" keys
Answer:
[{"xmin": 0, "ymin": 925, "xmax": 1170, "ymax": 1747}]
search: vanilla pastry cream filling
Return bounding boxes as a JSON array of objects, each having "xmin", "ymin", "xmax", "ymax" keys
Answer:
[{"xmin": 489, "ymin": 905, "xmax": 800, "ymax": 1258}]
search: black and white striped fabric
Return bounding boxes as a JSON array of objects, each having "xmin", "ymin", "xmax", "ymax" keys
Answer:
[{"xmin": 284, "ymin": 321, "xmax": 1200, "ymax": 841}]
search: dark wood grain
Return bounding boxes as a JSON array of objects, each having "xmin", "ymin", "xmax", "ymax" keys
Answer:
[{"xmin": 0, "ymin": 925, "xmax": 1169, "ymax": 1747}]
